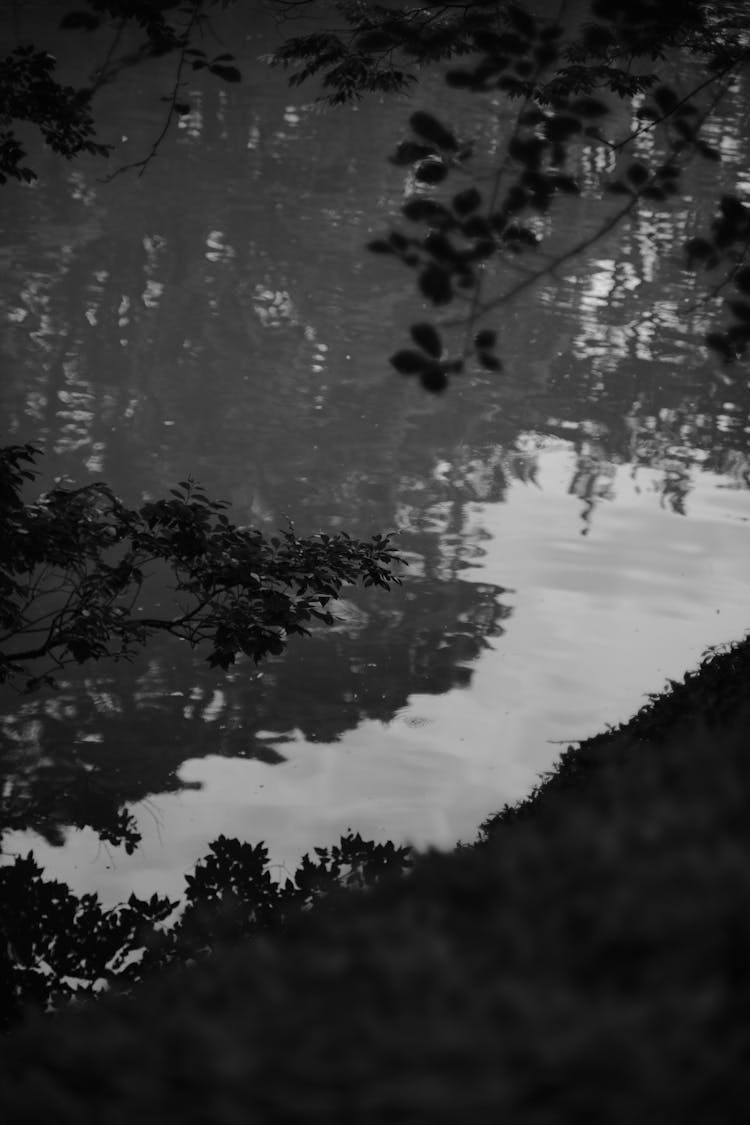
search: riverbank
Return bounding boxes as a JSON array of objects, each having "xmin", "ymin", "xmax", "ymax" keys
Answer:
[{"xmin": 2, "ymin": 632, "xmax": 749, "ymax": 1121}]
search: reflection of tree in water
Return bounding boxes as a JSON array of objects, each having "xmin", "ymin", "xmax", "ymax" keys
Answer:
[
  {"xmin": 715, "ymin": 447, "xmax": 750, "ymax": 489},
  {"xmin": 568, "ymin": 444, "xmax": 617, "ymax": 536},
  {"xmin": 0, "ymin": 571, "xmax": 511, "ymax": 851},
  {"xmin": 5, "ymin": 17, "xmax": 750, "ymax": 866},
  {"xmin": 542, "ymin": 397, "xmax": 750, "ymax": 529}
]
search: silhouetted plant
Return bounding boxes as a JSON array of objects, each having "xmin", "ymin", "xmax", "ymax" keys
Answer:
[
  {"xmin": 267, "ymin": 1, "xmax": 750, "ymax": 384},
  {"xmin": 4, "ymin": 3, "xmax": 750, "ymax": 373},
  {"xmin": 0, "ymin": 444, "xmax": 403, "ymax": 691},
  {"xmin": 0, "ymin": 831, "xmax": 413, "ymax": 1032}
]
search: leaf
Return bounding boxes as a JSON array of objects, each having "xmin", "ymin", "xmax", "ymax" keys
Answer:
[
  {"xmin": 720, "ymin": 195, "xmax": 748, "ymax": 225},
  {"xmin": 389, "ymin": 141, "xmax": 437, "ymax": 166},
  {"xmin": 474, "ymin": 330, "xmax": 497, "ymax": 349},
  {"xmin": 626, "ymin": 162, "xmax": 650, "ymax": 186},
  {"xmin": 409, "ymin": 111, "xmax": 459, "ymax": 152},
  {"xmin": 389, "ymin": 350, "xmax": 428, "ymax": 375},
  {"xmin": 418, "ymin": 264, "xmax": 453, "ymax": 305},
  {"xmin": 696, "ymin": 141, "xmax": 720, "ymax": 162},
  {"xmin": 410, "ymin": 323, "xmax": 442, "ymax": 357},
  {"xmin": 452, "ymin": 187, "xmax": 482, "ymax": 216},
  {"xmin": 672, "ymin": 118, "xmax": 695, "ymax": 141},
  {"xmin": 209, "ymin": 64, "xmax": 242, "ymax": 83},
  {"xmin": 705, "ymin": 332, "xmax": 735, "ymax": 360},
  {"xmin": 726, "ymin": 322, "xmax": 750, "ymax": 345},
  {"xmin": 414, "ymin": 159, "xmax": 448, "ymax": 185},
  {"xmin": 726, "ymin": 300, "xmax": 750, "ymax": 322},
  {"xmin": 401, "ymin": 198, "xmax": 452, "ymax": 223},
  {"xmin": 653, "ymin": 85, "xmax": 678, "ymax": 113},
  {"xmin": 515, "ymin": 227, "xmax": 539, "ymax": 247},
  {"xmin": 477, "ymin": 351, "xmax": 503, "ymax": 371},
  {"xmin": 424, "ymin": 231, "xmax": 459, "ymax": 262},
  {"xmin": 367, "ymin": 239, "xmax": 394, "ymax": 254},
  {"xmin": 213, "ymin": 54, "xmax": 235, "ymax": 62},
  {"xmin": 734, "ymin": 266, "xmax": 750, "ymax": 293},
  {"xmin": 174, "ymin": 103, "xmax": 191, "ymax": 116},
  {"xmin": 420, "ymin": 365, "xmax": 449, "ymax": 393}
]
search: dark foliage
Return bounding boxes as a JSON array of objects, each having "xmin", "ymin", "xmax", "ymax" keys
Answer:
[
  {"xmin": 0, "ymin": 831, "xmax": 413, "ymax": 1032},
  {"xmin": 0, "ymin": 832, "xmax": 411, "ymax": 1030},
  {"xmin": 263, "ymin": 1, "xmax": 750, "ymax": 385},
  {"xmin": 1, "ymin": 635, "xmax": 749, "ymax": 1119},
  {"xmin": 0, "ymin": 45, "xmax": 110, "ymax": 183},
  {"xmin": 5, "ymin": 2, "xmax": 750, "ymax": 367},
  {"xmin": 0, "ymin": 445, "xmax": 403, "ymax": 691},
  {"xmin": 0, "ymin": 1, "xmax": 244, "ymax": 181}
]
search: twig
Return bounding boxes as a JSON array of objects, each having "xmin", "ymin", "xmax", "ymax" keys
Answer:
[{"xmin": 100, "ymin": 0, "xmax": 202, "ymax": 183}]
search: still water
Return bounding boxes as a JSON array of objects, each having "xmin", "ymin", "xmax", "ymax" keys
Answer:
[{"xmin": 2, "ymin": 5, "xmax": 749, "ymax": 904}]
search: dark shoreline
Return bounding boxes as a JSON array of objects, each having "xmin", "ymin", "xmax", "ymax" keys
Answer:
[{"xmin": 2, "ymin": 630, "xmax": 749, "ymax": 1121}]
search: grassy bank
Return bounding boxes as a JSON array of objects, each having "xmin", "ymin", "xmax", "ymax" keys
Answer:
[{"xmin": 1, "ymin": 634, "xmax": 749, "ymax": 1122}]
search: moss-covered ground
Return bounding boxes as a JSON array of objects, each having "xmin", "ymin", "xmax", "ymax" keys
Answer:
[{"xmin": 1, "ymin": 634, "xmax": 749, "ymax": 1122}]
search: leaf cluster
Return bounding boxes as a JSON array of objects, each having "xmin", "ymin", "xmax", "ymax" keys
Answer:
[
  {"xmin": 3, "ymin": 635, "xmax": 750, "ymax": 1115},
  {"xmin": 0, "ymin": 446, "xmax": 403, "ymax": 691},
  {"xmin": 568, "ymin": 0, "xmax": 747, "ymax": 70},
  {"xmin": 0, "ymin": 831, "xmax": 413, "ymax": 1031},
  {"xmin": 684, "ymin": 195, "xmax": 750, "ymax": 361},
  {"xmin": 357, "ymin": 1, "xmax": 750, "ymax": 384},
  {"xmin": 0, "ymin": 46, "xmax": 110, "ymax": 183},
  {"xmin": 267, "ymin": 3, "xmax": 508, "ymax": 105},
  {"xmin": 0, "ymin": 3, "xmax": 246, "ymax": 182}
]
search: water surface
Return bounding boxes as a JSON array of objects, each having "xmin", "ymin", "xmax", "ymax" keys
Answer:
[{"xmin": 1, "ymin": 4, "xmax": 749, "ymax": 902}]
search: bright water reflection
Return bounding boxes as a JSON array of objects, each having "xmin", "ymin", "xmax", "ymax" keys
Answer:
[{"xmin": 1, "ymin": 4, "xmax": 750, "ymax": 902}]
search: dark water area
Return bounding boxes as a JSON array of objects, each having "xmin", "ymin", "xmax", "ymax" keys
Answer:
[{"xmin": 1, "ymin": 3, "xmax": 749, "ymax": 902}]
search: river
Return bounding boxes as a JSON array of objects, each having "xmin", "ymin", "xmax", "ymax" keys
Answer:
[{"xmin": 1, "ymin": 2, "xmax": 749, "ymax": 904}]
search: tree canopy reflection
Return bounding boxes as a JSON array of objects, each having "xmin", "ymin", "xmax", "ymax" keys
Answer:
[{"xmin": 0, "ymin": 572, "xmax": 511, "ymax": 850}]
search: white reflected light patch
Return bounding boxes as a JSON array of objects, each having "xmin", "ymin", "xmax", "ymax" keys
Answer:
[{"xmin": 11, "ymin": 448, "xmax": 749, "ymax": 907}]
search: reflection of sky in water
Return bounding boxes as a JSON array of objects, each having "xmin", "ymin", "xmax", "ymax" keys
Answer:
[
  {"xmin": 2, "ymin": 8, "xmax": 750, "ymax": 903},
  {"xmin": 7, "ymin": 445, "xmax": 749, "ymax": 906}
]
